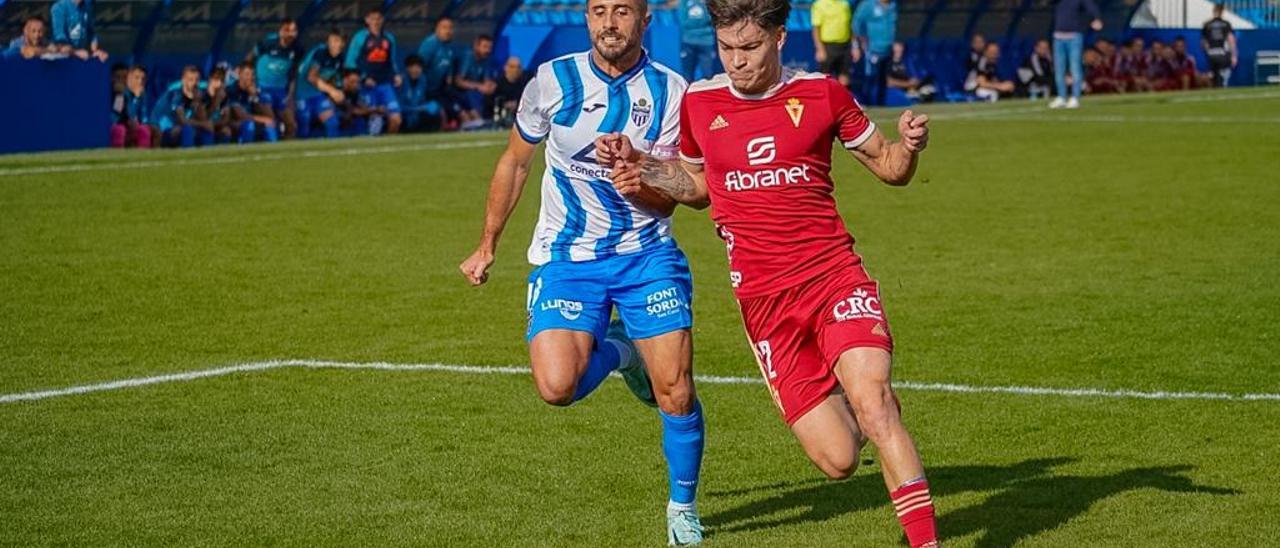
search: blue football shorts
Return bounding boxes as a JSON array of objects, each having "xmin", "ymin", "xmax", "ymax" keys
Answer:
[
  {"xmin": 526, "ymin": 244, "xmax": 694, "ymax": 343},
  {"xmin": 367, "ymin": 83, "xmax": 402, "ymax": 114}
]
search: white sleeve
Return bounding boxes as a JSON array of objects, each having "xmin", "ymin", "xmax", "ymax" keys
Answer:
[
  {"xmin": 650, "ymin": 78, "xmax": 686, "ymax": 161},
  {"xmin": 515, "ymin": 73, "xmax": 552, "ymax": 144}
]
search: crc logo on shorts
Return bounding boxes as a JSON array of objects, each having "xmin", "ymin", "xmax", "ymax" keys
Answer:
[
  {"xmin": 746, "ymin": 136, "xmax": 776, "ymax": 166},
  {"xmin": 541, "ymin": 298, "xmax": 584, "ymax": 321},
  {"xmin": 645, "ymin": 287, "xmax": 687, "ymax": 318},
  {"xmin": 833, "ymin": 288, "xmax": 883, "ymax": 322}
]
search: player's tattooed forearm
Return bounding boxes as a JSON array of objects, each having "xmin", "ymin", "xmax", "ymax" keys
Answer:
[{"xmin": 640, "ymin": 156, "xmax": 695, "ymax": 200}]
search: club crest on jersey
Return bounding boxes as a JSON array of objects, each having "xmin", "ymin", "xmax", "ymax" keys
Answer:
[
  {"xmin": 631, "ymin": 98, "xmax": 652, "ymax": 126},
  {"xmin": 785, "ymin": 98, "xmax": 804, "ymax": 128}
]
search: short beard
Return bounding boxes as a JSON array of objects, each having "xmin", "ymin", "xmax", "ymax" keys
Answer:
[{"xmin": 594, "ymin": 34, "xmax": 635, "ymax": 63}]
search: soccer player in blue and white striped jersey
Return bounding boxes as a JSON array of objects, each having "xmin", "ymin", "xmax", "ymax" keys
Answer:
[{"xmin": 458, "ymin": 0, "xmax": 705, "ymax": 543}]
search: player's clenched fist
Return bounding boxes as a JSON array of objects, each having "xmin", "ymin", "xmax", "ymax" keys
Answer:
[
  {"xmin": 459, "ymin": 248, "xmax": 494, "ymax": 286},
  {"xmin": 594, "ymin": 132, "xmax": 637, "ymax": 168},
  {"xmin": 898, "ymin": 110, "xmax": 930, "ymax": 153}
]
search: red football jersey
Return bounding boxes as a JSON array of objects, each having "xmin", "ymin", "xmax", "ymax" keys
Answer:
[{"xmin": 679, "ymin": 69, "xmax": 878, "ymax": 298}]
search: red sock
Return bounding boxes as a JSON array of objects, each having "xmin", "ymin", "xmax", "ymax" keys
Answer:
[{"xmin": 891, "ymin": 479, "xmax": 938, "ymax": 548}]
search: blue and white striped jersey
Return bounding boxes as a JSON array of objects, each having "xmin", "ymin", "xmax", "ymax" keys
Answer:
[{"xmin": 515, "ymin": 51, "xmax": 687, "ymax": 265}]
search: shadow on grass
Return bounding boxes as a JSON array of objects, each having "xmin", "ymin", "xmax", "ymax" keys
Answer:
[{"xmin": 705, "ymin": 458, "xmax": 1238, "ymax": 546}]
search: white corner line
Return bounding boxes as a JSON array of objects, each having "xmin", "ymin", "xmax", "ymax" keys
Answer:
[{"xmin": 1, "ymin": 359, "xmax": 1276, "ymax": 405}]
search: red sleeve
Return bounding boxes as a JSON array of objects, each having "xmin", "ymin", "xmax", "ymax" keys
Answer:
[
  {"xmin": 828, "ymin": 78, "xmax": 876, "ymax": 150},
  {"xmin": 678, "ymin": 95, "xmax": 703, "ymax": 164}
]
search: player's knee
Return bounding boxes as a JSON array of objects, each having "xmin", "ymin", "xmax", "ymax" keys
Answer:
[
  {"xmin": 813, "ymin": 450, "xmax": 858, "ymax": 480},
  {"xmin": 848, "ymin": 387, "xmax": 899, "ymax": 442},
  {"xmin": 653, "ymin": 375, "xmax": 694, "ymax": 415},
  {"xmin": 533, "ymin": 377, "xmax": 576, "ymax": 407}
]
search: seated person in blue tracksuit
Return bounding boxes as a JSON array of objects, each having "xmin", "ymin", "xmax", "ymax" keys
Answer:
[
  {"xmin": 245, "ymin": 18, "xmax": 305, "ymax": 138},
  {"xmin": 399, "ymin": 55, "xmax": 442, "ymax": 133},
  {"xmin": 204, "ymin": 66, "xmax": 235, "ymax": 143},
  {"xmin": 295, "ymin": 29, "xmax": 347, "ymax": 139},
  {"xmin": 344, "ymin": 7, "xmax": 402, "ymax": 134},
  {"xmin": 336, "ymin": 69, "xmax": 382, "ymax": 136},
  {"xmin": 228, "ymin": 62, "xmax": 280, "ymax": 143},
  {"xmin": 155, "ymin": 66, "xmax": 214, "ymax": 148},
  {"xmin": 454, "ymin": 34, "xmax": 496, "ymax": 130}
]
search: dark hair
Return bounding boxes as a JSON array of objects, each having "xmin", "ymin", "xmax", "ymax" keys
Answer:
[
  {"xmin": 1174, "ymin": 35, "xmax": 1186, "ymax": 43},
  {"xmin": 129, "ymin": 64, "xmax": 147, "ymax": 74},
  {"xmin": 342, "ymin": 68, "xmax": 360, "ymax": 78},
  {"xmin": 476, "ymin": 34, "xmax": 494, "ymax": 43},
  {"xmin": 182, "ymin": 65, "xmax": 201, "ymax": 76},
  {"xmin": 210, "ymin": 66, "xmax": 227, "ymax": 80},
  {"xmin": 328, "ymin": 27, "xmax": 343, "ymax": 37},
  {"xmin": 706, "ymin": 0, "xmax": 790, "ymax": 30},
  {"xmin": 436, "ymin": 16, "xmax": 454, "ymax": 25},
  {"xmin": 24, "ymin": 15, "xmax": 46, "ymax": 26},
  {"xmin": 111, "ymin": 62, "xmax": 128, "ymax": 73},
  {"xmin": 404, "ymin": 54, "xmax": 423, "ymax": 67},
  {"xmin": 366, "ymin": 7, "xmax": 383, "ymax": 16},
  {"xmin": 238, "ymin": 61, "xmax": 255, "ymax": 72},
  {"xmin": 280, "ymin": 17, "xmax": 297, "ymax": 27}
]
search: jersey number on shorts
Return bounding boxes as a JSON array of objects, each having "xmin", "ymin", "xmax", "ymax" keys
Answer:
[{"xmin": 753, "ymin": 340, "xmax": 777, "ymax": 380}]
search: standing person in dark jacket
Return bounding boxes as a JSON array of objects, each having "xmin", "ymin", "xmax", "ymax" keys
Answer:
[
  {"xmin": 1201, "ymin": 3, "xmax": 1236, "ymax": 87},
  {"xmin": 1049, "ymin": 0, "xmax": 1102, "ymax": 109}
]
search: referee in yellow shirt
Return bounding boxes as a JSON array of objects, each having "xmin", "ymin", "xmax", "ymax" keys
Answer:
[{"xmin": 811, "ymin": 0, "xmax": 854, "ymax": 86}]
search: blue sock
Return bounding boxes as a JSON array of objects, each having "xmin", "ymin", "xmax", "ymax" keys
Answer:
[
  {"xmin": 323, "ymin": 114, "xmax": 339, "ymax": 138},
  {"xmin": 264, "ymin": 124, "xmax": 279, "ymax": 143},
  {"xmin": 571, "ymin": 339, "xmax": 622, "ymax": 402},
  {"xmin": 661, "ymin": 400, "xmax": 704, "ymax": 506},
  {"xmin": 179, "ymin": 125, "xmax": 194, "ymax": 148},
  {"xmin": 297, "ymin": 113, "xmax": 311, "ymax": 139},
  {"xmin": 239, "ymin": 121, "xmax": 255, "ymax": 143}
]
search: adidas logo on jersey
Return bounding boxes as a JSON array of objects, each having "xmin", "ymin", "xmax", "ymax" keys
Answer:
[{"xmin": 709, "ymin": 115, "xmax": 729, "ymax": 131}]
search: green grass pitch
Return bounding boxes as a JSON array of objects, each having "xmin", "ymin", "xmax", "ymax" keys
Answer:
[{"xmin": 1, "ymin": 89, "xmax": 1278, "ymax": 546}]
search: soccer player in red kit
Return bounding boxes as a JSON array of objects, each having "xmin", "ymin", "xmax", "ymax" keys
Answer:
[{"xmin": 596, "ymin": 0, "xmax": 937, "ymax": 544}]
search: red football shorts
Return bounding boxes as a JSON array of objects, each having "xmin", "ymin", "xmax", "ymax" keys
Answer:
[{"xmin": 737, "ymin": 264, "xmax": 894, "ymax": 425}]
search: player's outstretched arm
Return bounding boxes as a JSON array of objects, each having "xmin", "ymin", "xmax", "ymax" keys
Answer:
[
  {"xmin": 848, "ymin": 110, "xmax": 929, "ymax": 186},
  {"xmin": 459, "ymin": 126, "xmax": 539, "ymax": 286}
]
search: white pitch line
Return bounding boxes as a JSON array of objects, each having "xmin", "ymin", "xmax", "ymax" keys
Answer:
[
  {"xmin": 1169, "ymin": 89, "xmax": 1280, "ymax": 103},
  {"xmin": 0, "ymin": 139, "xmax": 506, "ymax": 177},
  {"xmin": 1, "ymin": 359, "xmax": 1277, "ymax": 405},
  {"xmin": 954, "ymin": 114, "xmax": 1280, "ymax": 125}
]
